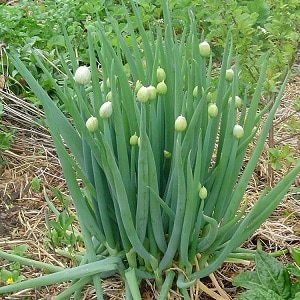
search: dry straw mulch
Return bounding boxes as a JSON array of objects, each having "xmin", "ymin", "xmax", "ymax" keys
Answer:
[{"xmin": 0, "ymin": 52, "xmax": 299, "ymax": 299}]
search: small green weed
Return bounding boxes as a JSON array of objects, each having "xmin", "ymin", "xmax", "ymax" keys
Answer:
[
  {"xmin": 0, "ymin": 245, "xmax": 28, "ymax": 286},
  {"xmin": 44, "ymin": 188, "xmax": 82, "ymax": 254},
  {"xmin": 30, "ymin": 176, "xmax": 41, "ymax": 192}
]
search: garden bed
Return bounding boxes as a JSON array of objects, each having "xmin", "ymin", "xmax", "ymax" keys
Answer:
[{"xmin": 0, "ymin": 59, "xmax": 299, "ymax": 299}]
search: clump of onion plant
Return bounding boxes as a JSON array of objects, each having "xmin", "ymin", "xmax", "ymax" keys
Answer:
[{"xmin": 2, "ymin": 1, "xmax": 299, "ymax": 299}]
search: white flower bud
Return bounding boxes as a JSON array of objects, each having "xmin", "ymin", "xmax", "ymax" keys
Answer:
[
  {"xmin": 136, "ymin": 86, "xmax": 150, "ymax": 102},
  {"xmin": 99, "ymin": 101, "xmax": 113, "ymax": 119},
  {"xmin": 100, "ymin": 81, "xmax": 104, "ymax": 92},
  {"xmin": 175, "ymin": 115, "xmax": 187, "ymax": 132},
  {"xmin": 228, "ymin": 96, "xmax": 242, "ymax": 109},
  {"xmin": 106, "ymin": 78, "xmax": 111, "ymax": 88},
  {"xmin": 199, "ymin": 41, "xmax": 211, "ymax": 58},
  {"xmin": 130, "ymin": 133, "xmax": 139, "ymax": 146},
  {"xmin": 147, "ymin": 85, "xmax": 157, "ymax": 100},
  {"xmin": 156, "ymin": 81, "xmax": 167, "ymax": 95},
  {"xmin": 208, "ymin": 103, "xmax": 218, "ymax": 118},
  {"xmin": 106, "ymin": 91, "xmax": 112, "ymax": 101},
  {"xmin": 193, "ymin": 86, "xmax": 198, "ymax": 97},
  {"xmin": 225, "ymin": 68, "xmax": 234, "ymax": 82},
  {"xmin": 199, "ymin": 186, "xmax": 208, "ymax": 200},
  {"xmin": 86, "ymin": 116, "xmax": 98, "ymax": 132},
  {"xmin": 164, "ymin": 150, "xmax": 171, "ymax": 159},
  {"xmin": 233, "ymin": 124, "xmax": 244, "ymax": 139},
  {"xmin": 74, "ymin": 66, "xmax": 91, "ymax": 85},
  {"xmin": 157, "ymin": 66, "xmax": 166, "ymax": 82}
]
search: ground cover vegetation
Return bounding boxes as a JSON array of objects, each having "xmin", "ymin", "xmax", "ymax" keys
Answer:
[{"xmin": 0, "ymin": 0, "xmax": 299, "ymax": 299}]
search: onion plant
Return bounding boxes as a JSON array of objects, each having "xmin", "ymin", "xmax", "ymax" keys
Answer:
[{"xmin": 1, "ymin": 1, "xmax": 299, "ymax": 299}]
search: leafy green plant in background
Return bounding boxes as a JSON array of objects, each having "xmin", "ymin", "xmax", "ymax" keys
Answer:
[
  {"xmin": 1, "ymin": 0, "xmax": 298, "ymax": 101},
  {"xmin": 233, "ymin": 250, "xmax": 300, "ymax": 300},
  {"xmin": 0, "ymin": 101, "xmax": 14, "ymax": 164},
  {"xmin": 0, "ymin": 1, "xmax": 299, "ymax": 299}
]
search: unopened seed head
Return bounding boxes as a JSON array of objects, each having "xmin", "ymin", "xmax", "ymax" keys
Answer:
[
  {"xmin": 225, "ymin": 68, "xmax": 234, "ymax": 82},
  {"xmin": 233, "ymin": 124, "xmax": 244, "ymax": 139},
  {"xmin": 130, "ymin": 133, "xmax": 139, "ymax": 146},
  {"xmin": 136, "ymin": 86, "xmax": 150, "ymax": 102},
  {"xmin": 147, "ymin": 85, "xmax": 157, "ymax": 100},
  {"xmin": 175, "ymin": 115, "xmax": 187, "ymax": 132},
  {"xmin": 229, "ymin": 96, "xmax": 242, "ymax": 109},
  {"xmin": 199, "ymin": 41, "xmax": 211, "ymax": 58},
  {"xmin": 100, "ymin": 81, "xmax": 104, "ymax": 92},
  {"xmin": 106, "ymin": 91, "xmax": 112, "ymax": 101},
  {"xmin": 164, "ymin": 150, "xmax": 171, "ymax": 159},
  {"xmin": 106, "ymin": 78, "xmax": 111, "ymax": 88},
  {"xmin": 99, "ymin": 101, "xmax": 113, "ymax": 118},
  {"xmin": 74, "ymin": 66, "xmax": 91, "ymax": 85},
  {"xmin": 157, "ymin": 66, "xmax": 166, "ymax": 82},
  {"xmin": 86, "ymin": 116, "xmax": 98, "ymax": 132},
  {"xmin": 208, "ymin": 103, "xmax": 218, "ymax": 118},
  {"xmin": 156, "ymin": 81, "xmax": 167, "ymax": 95},
  {"xmin": 199, "ymin": 186, "xmax": 208, "ymax": 200},
  {"xmin": 193, "ymin": 86, "xmax": 198, "ymax": 97}
]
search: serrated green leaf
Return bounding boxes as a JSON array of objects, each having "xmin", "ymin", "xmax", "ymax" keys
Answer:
[
  {"xmin": 237, "ymin": 288, "xmax": 284, "ymax": 300},
  {"xmin": 255, "ymin": 250, "xmax": 291, "ymax": 299}
]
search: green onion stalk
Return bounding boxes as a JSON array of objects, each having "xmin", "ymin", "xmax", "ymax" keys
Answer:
[{"xmin": 1, "ymin": 1, "xmax": 299, "ymax": 298}]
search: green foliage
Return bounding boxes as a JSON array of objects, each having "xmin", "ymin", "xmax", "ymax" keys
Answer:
[
  {"xmin": 1, "ymin": 0, "xmax": 298, "ymax": 101},
  {"xmin": 0, "ymin": 101, "xmax": 14, "ymax": 163},
  {"xmin": 292, "ymin": 248, "xmax": 300, "ymax": 267},
  {"xmin": 0, "ymin": 129, "xmax": 13, "ymax": 151},
  {"xmin": 0, "ymin": 1, "xmax": 299, "ymax": 298},
  {"xmin": 0, "ymin": 245, "xmax": 28, "ymax": 286},
  {"xmin": 30, "ymin": 176, "xmax": 41, "ymax": 192},
  {"xmin": 268, "ymin": 145, "xmax": 296, "ymax": 171},
  {"xmin": 44, "ymin": 188, "xmax": 82, "ymax": 254},
  {"xmin": 233, "ymin": 250, "xmax": 300, "ymax": 299}
]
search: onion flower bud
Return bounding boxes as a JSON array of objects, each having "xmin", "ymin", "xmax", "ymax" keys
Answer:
[
  {"xmin": 193, "ymin": 86, "xmax": 198, "ymax": 97},
  {"xmin": 233, "ymin": 124, "xmax": 244, "ymax": 139},
  {"xmin": 130, "ymin": 133, "xmax": 139, "ymax": 146},
  {"xmin": 100, "ymin": 81, "xmax": 104, "ymax": 92},
  {"xmin": 199, "ymin": 41, "xmax": 211, "ymax": 58},
  {"xmin": 99, "ymin": 101, "xmax": 113, "ymax": 119},
  {"xmin": 164, "ymin": 150, "xmax": 171, "ymax": 159},
  {"xmin": 156, "ymin": 81, "xmax": 167, "ymax": 95},
  {"xmin": 74, "ymin": 66, "xmax": 91, "ymax": 85},
  {"xmin": 175, "ymin": 115, "xmax": 187, "ymax": 132},
  {"xmin": 106, "ymin": 91, "xmax": 112, "ymax": 101},
  {"xmin": 136, "ymin": 86, "xmax": 149, "ymax": 102},
  {"xmin": 225, "ymin": 68, "xmax": 234, "ymax": 82},
  {"xmin": 106, "ymin": 78, "xmax": 111, "ymax": 88},
  {"xmin": 157, "ymin": 66, "xmax": 166, "ymax": 82},
  {"xmin": 208, "ymin": 103, "xmax": 218, "ymax": 118},
  {"xmin": 86, "ymin": 116, "xmax": 98, "ymax": 133},
  {"xmin": 229, "ymin": 96, "xmax": 242, "ymax": 109},
  {"xmin": 199, "ymin": 186, "xmax": 208, "ymax": 200},
  {"xmin": 147, "ymin": 85, "xmax": 157, "ymax": 100}
]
